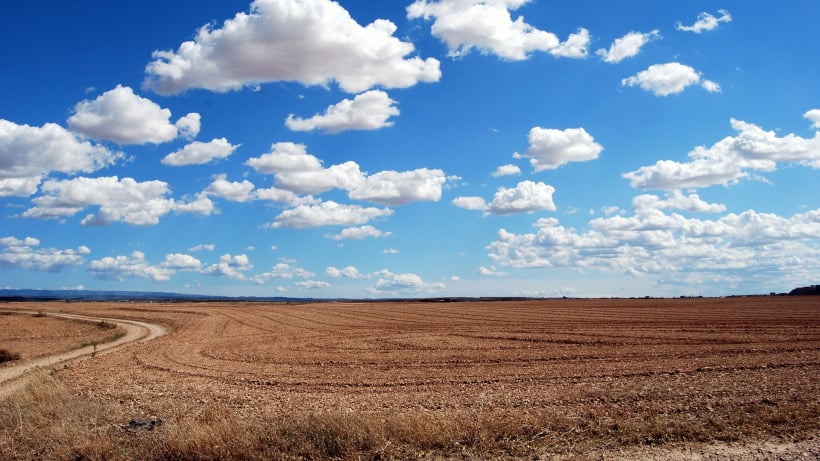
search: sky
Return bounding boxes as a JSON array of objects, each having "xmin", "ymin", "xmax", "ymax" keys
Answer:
[{"xmin": 1, "ymin": 0, "xmax": 819, "ymax": 298}]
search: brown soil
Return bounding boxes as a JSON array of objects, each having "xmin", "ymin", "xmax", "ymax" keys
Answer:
[
  {"xmin": 0, "ymin": 309, "xmax": 124, "ymax": 363},
  {"xmin": 2, "ymin": 297, "xmax": 818, "ymax": 459}
]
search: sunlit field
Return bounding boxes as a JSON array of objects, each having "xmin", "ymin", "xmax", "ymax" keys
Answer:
[{"xmin": 2, "ymin": 297, "xmax": 818, "ymax": 459}]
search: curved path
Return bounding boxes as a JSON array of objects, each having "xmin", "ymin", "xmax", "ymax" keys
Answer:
[{"xmin": 0, "ymin": 310, "xmax": 166, "ymax": 399}]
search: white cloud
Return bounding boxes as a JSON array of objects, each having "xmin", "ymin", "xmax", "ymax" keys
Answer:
[
  {"xmin": 348, "ymin": 168, "xmax": 446, "ymax": 205},
  {"xmin": 632, "ymin": 191, "xmax": 726, "ymax": 214},
  {"xmin": 624, "ymin": 116, "xmax": 820, "ymax": 190},
  {"xmin": 370, "ymin": 268, "xmax": 445, "ymax": 294},
  {"xmin": 144, "ymin": 0, "xmax": 440, "ymax": 94},
  {"xmin": 492, "ymin": 164, "xmax": 521, "ymax": 177},
  {"xmin": 487, "ymin": 180, "xmax": 556, "ymax": 215},
  {"xmin": 327, "ymin": 225, "xmax": 392, "ymax": 240},
  {"xmin": 453, "ymin": 180, "xmax": 556, "ymax": 215},
  {"xmin": 205, "ymin": 175, "xmax": 256, "ymax": 202},
  {"xmin": 622, "ymin": 62, "xmax": 718, "ymax": 96},
  {"xmin": 514, "ymin": 126, "xmax": 603, "ymax": 171},
  {"xmin": 88, "ymin": 251, "xmax": 174, "ymax": 282},
  {"xmin": 162, "ymin": 138, "xmax": 239, "ymax": 166},
  {"xmin": 701, "ymin": 80, "xmax": 721, "ymax": 93},
  {"xmin": 383, "ymin": 248, "xmax": 400, "ymax": 254},
  {"xmin": 202, "ymin": 253, "xmax": 253, "ymax": 280},
  {"xmin": 326, "ymin": 265, "xmax": 364, "ymax": 278},
  {"xmin": 253, "ymin": 186, "xmax": 300, "ymax": 203},
  {"xmin": 294, "ymin": 280, "xmax": 330, "ymax": 289},
  {"xmin": 67, "ymin": 85, "xmax": 200, "ymax": 144},
  {"xmin": 246, "ymin": 142, "xmax": 365, "ymax": 195},
  {"xmin": 189, "ymin": 243, "xmax": 215, "ymax": 252},
  {"xmin": 596, "ymin": 30, "xmax": 659, "ymax": 64},
  {"xmin": 550, "ymin": 28, "xmax": 591, "ymax": 59},
  {"xmin": 0, "ymin": 119, "xmax": 119, "ymax": 197},
  {"xmin": 247, "ymin": 142, "xmax": 448, "ymax": 205},
  {"xmin": 21, "ymin": 176, "xmax": 214, "ymax": 226},
  {"xmin": 805, "ymin": 109, "xmax": 820, "ymax": 129},
  {"xmin": 160, "ymin": 253, "xmax": 202, "ymax": 271},
  {"xmin": 271, "ymin": 200, "xmax": 393, "ymax": 229},
  {"xmin": 0, "ymin": 236, "xmax": 89, "ymax": 272},
  {"xmin": 251, "ymin": 262, "xmax": 314, "ymax": 284},
  {"xmin": 478, "ymin": 265, "xmax": 506, "ymax": 276},
  {"xmin": 676, "ymin": 9, "xmax": 732, "ymax": 34},
  {"xmin": 452, "ymin": 196, "xmax": 487, "ymax": 211},
  {"xmin": 487, "ymin": 206, "xmax": 820, "ymax": 292},
  {"xmin": 407, "ymin": 1, "xmax": 589, "ymax": 60},
  {"xmin": 285, "ymin": 90, "xmax": 399, "ymax": 133}
]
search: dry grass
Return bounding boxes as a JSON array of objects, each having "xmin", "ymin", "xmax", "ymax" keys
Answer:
[{"xmin": 1, "ymin": 372, "xmax": 817, "ymax": 460}]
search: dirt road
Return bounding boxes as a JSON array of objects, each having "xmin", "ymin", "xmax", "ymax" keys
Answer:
[{"xmin": 0, "ymin": 310, "xmax": 166, "ymax": 399}]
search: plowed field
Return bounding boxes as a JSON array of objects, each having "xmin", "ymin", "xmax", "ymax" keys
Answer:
[{"xmin": 2, "ymin": 297, "xmax": 819, "ymax": 459}]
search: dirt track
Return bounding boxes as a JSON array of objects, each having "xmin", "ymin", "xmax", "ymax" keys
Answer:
[{"xmin": 0, "ymin": 310, "xmax": 166, "ymax": 399}]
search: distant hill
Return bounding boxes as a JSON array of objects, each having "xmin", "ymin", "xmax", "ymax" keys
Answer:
[
  {"xmin": 788, "ymin": 285, "xmax": 820, "ymax": 296},
  {"xmin": 0, "ymin": 289, "xmax": 298, "ymax": 303}
]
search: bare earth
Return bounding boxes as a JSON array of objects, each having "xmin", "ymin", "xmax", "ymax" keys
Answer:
[
  {"xmin": 0, "ymin": 308, "xmax": 166, "ymax": 399},
  {"xmin": 1, "ymin": 297, "xmax": 818, "ymax": 459}
]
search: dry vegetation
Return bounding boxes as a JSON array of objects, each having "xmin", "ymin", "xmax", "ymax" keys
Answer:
[{"xmin": 1, "ymin": 297, "xmax": 818, "ymax": 459}]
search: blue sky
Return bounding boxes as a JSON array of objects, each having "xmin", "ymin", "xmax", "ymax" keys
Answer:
[{"xmin": 1, "ymin": 0, "xmax": 818, "ymax": 298}]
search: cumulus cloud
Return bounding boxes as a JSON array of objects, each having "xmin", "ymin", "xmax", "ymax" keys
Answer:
[
  {"xmin": 407, "ymin": 0, "xmax": 589, "ymax": 60},
  {"xmin": 251, "ymin": 262, "xmax": 314, "ymax": 284},
  {"xmin": 488, "ymin": 208, "xmax": 820, "ymax": 279},
  {"xmin": 624, "ymin": 116, "xmax": 820, "ymax": 190},
  {"xmin": 488, "ymin": 180, "xmax": 556, "ymax": 214},
  {"xmin": 453, "ymin": 180, "xmax": 556, "ymax": 215},
  {"xmin": 0, "ymin": 236, "xmax": 90, "ymax": 272},
  {"xmin": 370, "ymin": 268, "xmax": 445, "ymax": 294},
  {"xmin": 271, "ymin": 200, "xmax": 393, "ymax": 229},
  {"xmin": 21, "ymin": 176, "xmax": 215, "ymax": 226},
  {"xmin": 676, "ymin": 9, "xmax": 732, "ymax": 33},
  {"xmin": 202, "ymin": 253, "xmax": 253, "ymax": 280},
  {"xmin": 0, "ymin": 119, "xmax": 119, "ymax": 197},
  {"xmin": 189, "ymin": 243, "xmax": 215, "ymax": 252},
  {"xmin": 162, "ymin": 138, "xmax": 240, "ymax": 166},
  {"xmin": 205, "ymin": 175, "xmax": 256, "ymax": 202},
  {"xmin": 632, "ymin": 191, "xmax": 726, "ymax": 214},
  {"xmin": 246, "ymin": 142, "xmax": 448, "ymax": 205},
  {"xmin": 348, "ymin": 168, "xmax": 446, "ymax": 205},
  {"xmin": 89, "ymin": 251, "xmax": 174, "ymax": 282},
  {"xmin": 326, "ymin": 265, "xmax": 364, "ymax": 278},
  {"xmin": 622, "ymin": 62, "xmax": 719, "ymax": 96},
  {"xmin": 452, "ymin": 196, "xmax": 488, "ymax": 211},
  {"xmin": 160, "ymin": 253, "xmax": 202, "ymax": 271},
  {"xmin": 246, "ymin": 142, "xmax": 364, "ymax": 194},
  {"xmin": 487, "ymin": 206, "xmax": 820, "ymax": 291},
  {"xmin": 326, "ymin": 225, "xmax": 392, "ymax": 240},
  {"xmin": 67, "ymin": 85, "xmax": 200, "ymax": 144},
  {"xmin": 492, "ymin": 164, "xmax": 521, "ymax": 177},
  {"xmin": 805, "ymin": 109, "xmax": 820, "ymax": 129},
  {"xmin": 294, "ymin": 280, "xmax": 330, "ymax": 289},
  {"xmin": 514, "ymin": 126, "xmax": 603, "ymax": 171},
  {"xmin": 478, "ymin": 265, "xmax": 506, "ymax": 276},
  {"xmin": 253, "ymin": 186, "xmax": 300, "ymax": 203},
  {"xmin": 144, "ymin": 0, "xmax": 440, "ymax": 94},
  {"xmin": 596, "ymin": 30, "xmax": 660, "ymax": 63},
  {"xmin": 286, "ymin": 90, "xmax": 399, "ymax": 133}
]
